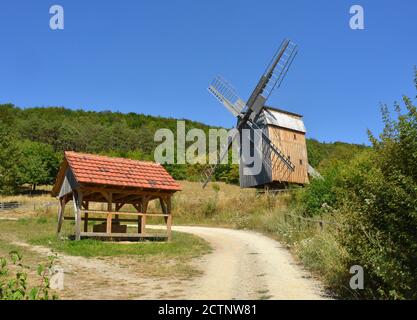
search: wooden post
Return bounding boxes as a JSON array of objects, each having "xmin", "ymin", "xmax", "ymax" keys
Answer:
[
  {"xmin": 160, "ymin": 197, "xmax": 168, "ymax": 223},
  {"xmin": 73, "ymin": 191, "xmax": 82, "ymax": 241},
  {"xmin": 136, "ymin": 201, "xmax": 142, "ymax": 233},
  {"xmin": 115, "ymin": 202, "xmax": 120, "ymax": 224},
  {"xmin": 141, "ymin": 197, "xmax": 149, "ymax": 235},
  {"xmin": 57, "ymin": 197, "xmax": 64, "ymax": 235},
  {"xmin": 166, "ymin": 195, "xmax": 172, "ymax": 242},
  {"xmin": 106, "ymin": 192, "xmax": 112, "ymax": 234},
  {"xmin": 84, "ymin": 201, "xmax": 89, "ymax": 232}
]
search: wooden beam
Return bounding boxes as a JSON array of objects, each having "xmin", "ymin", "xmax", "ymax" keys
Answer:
[
  {"xmin": 78, "ymin": 209, "xmax": 168, "ymax": 217},
  {"xmin": 73, "ymin": 191, "xmax": 82, "ymax": 241},
  {"xmin": 132, "ymin": 203, "xmax": 141, "ymax": 212},
  {"xmin": 100, "ymin": 190, "xmax": 112, "ymax": 203},
  {"xmin": 106, "ymin": 192, "xmax": 112, "ymax": 234},
  {"xmin": 64, "ymin": 194, "xmax": 71, "ymax": 204},
  {"xmin": 141, "ymin": 197, "xmax": 149, "ymax": 235},
  {"xmin": 166, "ymin": 196, "xmax": 172, "ymax": 242},
  {"xmin": 112, "ymin": 193, "xmax": 139, "ymax": 202},
  {"xmin": 79, "ymin": 232, "xmax": 168, "ymax": 239},
  {"xmin": 116, "ymin": 194, "xmax": 144, "ymax": 204},
  {"xmin": 81, "ymin": 192, "xmax": 145, "ymax": 205},
  {"xmin": 84, "ymin": 201, "xmax": 89, "ymax": 232},
  {"xmin": 57, "ymin": 197, "xmax": 65, "ymax": 235},
  {"xmin": 115, "ymin": 202, "xmax": 125, "ymax": 212},
  {"xmin": 136, "ymin": 201, "xmax": 142, "ymax": 233},
  {"xmin": 79, "ymin": 185, "xmax": 175, "ymax": 198},
  {"xmin": 160, "ymin": 197, "xmax": 168, "ymax": 223},
  {"xmin": 64, "ymin": 217, "xmax": 142, "ymax": 223}
]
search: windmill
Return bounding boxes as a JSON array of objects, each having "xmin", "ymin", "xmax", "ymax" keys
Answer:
[{"xmin": 201, "ymin": 39, "xmax": 318, "ymax": 189}]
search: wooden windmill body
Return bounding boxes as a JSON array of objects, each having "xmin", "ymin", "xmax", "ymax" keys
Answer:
[{"xmin": 239, "ymin": 106, "xmax": 309, "ymax": 188}]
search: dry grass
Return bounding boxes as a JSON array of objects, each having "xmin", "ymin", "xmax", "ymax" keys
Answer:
[{"xmin": 172, "ymin": 181, "xmax": 291, "ymax": 227}]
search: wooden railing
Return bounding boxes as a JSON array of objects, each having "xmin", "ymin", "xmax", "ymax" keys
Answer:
[
  {"xmin": 0, "ymin": 201, "xmax": 20, "ymax": 211},
  {"xmin": 283, "ymin": 212, "xmax": 343, "ymax": 230}
]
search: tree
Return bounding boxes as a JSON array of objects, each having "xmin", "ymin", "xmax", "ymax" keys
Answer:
[
  {"xmin": 0, "ymin": 125, "xmax": 21, "ymax": 194},
  {"xmin": 18, "ymin": 141, "xmax": 60, "ymax": 191}
]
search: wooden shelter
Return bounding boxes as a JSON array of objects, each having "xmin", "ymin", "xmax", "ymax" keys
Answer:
[
  {"xmin": 51, "ymin": 151, "xmax": 182, "ymax": 241},
  {"xmin": 240, "ymin": 106, "xmax": 310, "ymax": 188}
]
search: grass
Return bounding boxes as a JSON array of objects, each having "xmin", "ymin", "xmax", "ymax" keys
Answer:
[
  {"xmin": 0, "ymin": 211, "xmax": 211, "ymax": 282},
  {"xmin": 0, "ymin": 215, "xmax": 209, "ymax": 258},
  {"xmin": 1, "ymin": 180, "xmax": 344, "ymax": 296},
  {"xmin": 30, "ymin": 230, "xmax": 209, "ymax": 258}
]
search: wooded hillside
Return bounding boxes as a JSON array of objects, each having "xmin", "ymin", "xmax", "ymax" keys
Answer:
[{"xmin": 0, "ymin": 104, "xmax": 365, "ymax": 193}]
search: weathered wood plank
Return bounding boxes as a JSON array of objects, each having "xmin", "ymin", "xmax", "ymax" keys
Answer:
[
  {"xmin": 84, "ymin": 201, "xmax": 89, "ymax": 232},
  {"xmin": 79, "ymin": 232, "xmax": 168, "ymax": 239},
  {"xmin": 64, "ymin": 216, "xmax": 140, "ymax": 222},
  {"xmin": 78, "ymin": 209, "xmax": 168, "ymax": 217},
  {"xmin": 73, "ymin": 191, "xmax": 82, "ymax": 241},
  {"xmin": 106, "ymin": 192, "xmax": 112, "ymax": 234},
  {"xmin": 57, "ymin": 198, "xmax": 64, "ymax": 235},
  {"xmin": 79, "ymin": 186, "xmax": 175, "ymax": 198},
  {"xmin": 166, "ymin": 196, "xmax": 172, "ymax": 242},
  {"xmin": 141, "ymin": 197, "xmax": 149, "ymax": 235}
]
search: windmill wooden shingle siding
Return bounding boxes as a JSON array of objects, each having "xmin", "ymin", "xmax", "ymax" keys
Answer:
[
  {"xmin": 52, "ymin": 151, "xmax": 181, "ymax": 241},
  {"xmin": 239, "ymin": 106, "xmax": 309, "ymax": 188}
]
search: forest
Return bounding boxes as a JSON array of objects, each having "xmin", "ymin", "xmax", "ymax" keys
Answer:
[{"xmin": 0, "ymin": 103, "xmax": 365, "ymax": 193}]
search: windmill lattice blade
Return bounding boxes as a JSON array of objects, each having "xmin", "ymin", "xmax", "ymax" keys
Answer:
[
  {"xmin": 200, "ymin": 129, "xmax": 239, "ymax": 188},
  {"xmin": 208, "ymin": 76, "xmax": 247, "ymax": 117},
  {"xmin": 261, "ymin": 40, "xmax": 298, "ymax": 100}
]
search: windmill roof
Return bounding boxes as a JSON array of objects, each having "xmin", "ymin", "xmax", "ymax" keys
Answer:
[
  {"xmin": 52, "ymin": 151, "xmax": 181, "ymax": 196},
  {"xmin": 263, "ymin": 107, "xmax": 306, "ymax": 133}
]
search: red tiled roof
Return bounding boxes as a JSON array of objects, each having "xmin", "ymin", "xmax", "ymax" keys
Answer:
[{"xmin": 64, "ymin": 151, "xmax": 181, "ymax": 192}]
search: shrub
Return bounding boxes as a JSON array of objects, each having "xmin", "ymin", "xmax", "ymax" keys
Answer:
[
  {"xmin": 294, "ymin": 166, "xmax": 341, "ymax": 216},
  {"xmin": 0, "ymin": 251, "xmax": 58, "ymax": 300}
]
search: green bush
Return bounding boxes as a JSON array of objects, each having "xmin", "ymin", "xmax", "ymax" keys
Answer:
[
  {"xmin": 294, "ymin": 166, "xmax": 341, "ymax": 216},
  {"xmin": 0, "ymin": 251, "xmax": 58, "ymax": 300}
]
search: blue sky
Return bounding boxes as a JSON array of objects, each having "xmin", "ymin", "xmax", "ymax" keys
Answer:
[{"xmin": 0, "ymin": 0, "xmax": 416, "ymax": 144}]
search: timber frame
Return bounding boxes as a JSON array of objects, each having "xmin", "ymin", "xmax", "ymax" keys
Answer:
[{"xmin": 57, "ymin": 184, "xmax": 174, "ymax": 241}]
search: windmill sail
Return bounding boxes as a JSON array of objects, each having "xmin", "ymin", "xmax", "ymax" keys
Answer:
[
  {"xmin": 245, "ymin": 39, "xmax": 298, "ymax": 120},
  {"xmin": 259, "ymin": 40, "xmax": 297, "ymax": 101},
  {"xmin": 208, "ymin": 76, "xmax": 247, "ymax": 117},
  {"xmin": 201, "ymin": 129, "xmax": 239, "ymax": 188}
]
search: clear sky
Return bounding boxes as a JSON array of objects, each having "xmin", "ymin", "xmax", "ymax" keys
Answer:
[{"xmin": 0, "ymin": 0, "xmax": 416, "ymax": 144}]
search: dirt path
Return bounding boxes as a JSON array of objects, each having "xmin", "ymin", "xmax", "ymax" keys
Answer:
[
  {"xmin": 159, "ymin": 226, "xmax": 327, "ymax": 300},
  {"xmin": 13, "ymin": 226, "xmax": 328, "ymax": 300},
  {"xmin": 12, "ymin": 241, "xmax": 194, "ymax": 300}
]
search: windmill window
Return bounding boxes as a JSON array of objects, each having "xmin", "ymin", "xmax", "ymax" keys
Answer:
[
  {"xmin": 300, "ymin": 159, "xmax": 303, "ymax": 165},
  {"xmin": 294, "ymin": 134, "xmax": 297, "ymax": 140}
]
